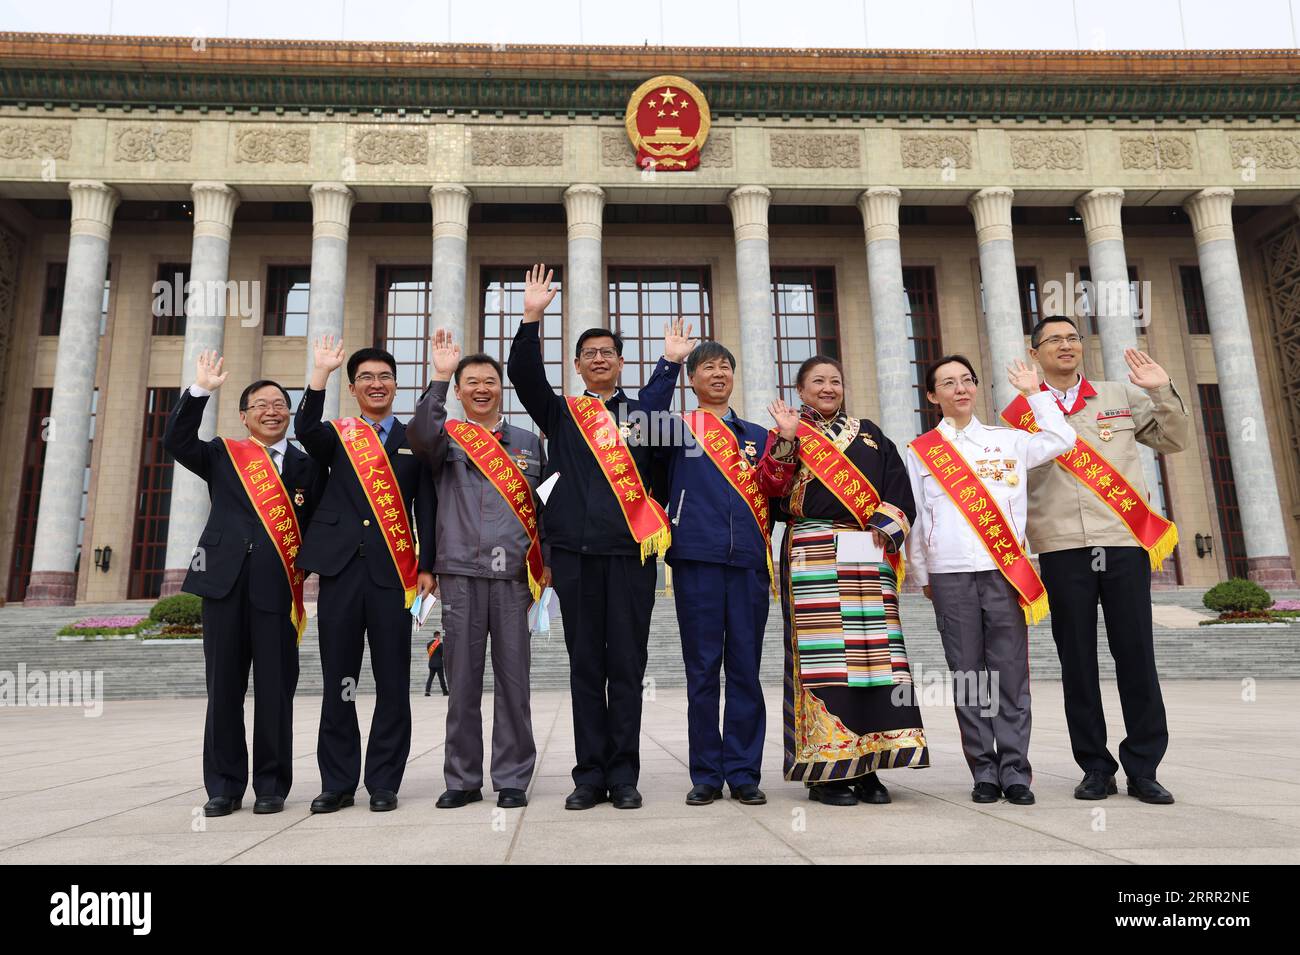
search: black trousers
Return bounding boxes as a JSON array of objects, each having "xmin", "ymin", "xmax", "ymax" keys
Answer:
[
  {"xmin": 201, "ymin": 559, "xmax": 298, "ymax": 800},
  {"xmin": 1039, "ymin": 545, "xmax": 1168, "ymax": 780},
  {"xmin": 316, "ymin": 552, "xmax": 413, "ymax": 795},
  {"xmin": 425, "ymin": 666, "xmax": 446, "ymax": 694},
  {"xmin": 550, "ymin": 547, "xmax": 658, "ymax": 788}
]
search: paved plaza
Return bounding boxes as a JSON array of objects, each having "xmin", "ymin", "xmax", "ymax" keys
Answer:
[{"xmin": 2, "ymin": 681, "xmax": 1299, "ymax": 865}]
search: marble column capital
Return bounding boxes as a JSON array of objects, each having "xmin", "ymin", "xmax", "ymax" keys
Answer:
[
  {"xmin": 190, "ymin": 181, "xmax": 241, "ymax": 241},
  {"xmin": 727, "ymin": 185, "xmax": 772, "ymax": 243},
  {"xmin": 1076, "ymin": 188, "xmax": 1126, "ymax": 244},
  {"xmin": 1184, "ymin": 188, "xmax": 1236, "ymax": 246},
  {"xmin": 564, "ymin": 184, "xmax": 606, "ymax": 241},
  {"xmin": 857, "ymin": 187, "xmax": 901, "ymax": 244},
  {"xmin": 67, "ymin": 180, "xmax": 120, "ymax": 241},
  {"xmin": 968, "ymin": 187, "xmax": 1015, "ymax": 245},
  {"xmin": 309, "ymin": 182, "xmax": 356, "ymax": 241},
  {"xmin": 429, "ymin": 184, "xmax": 472, "ymax": 241}
]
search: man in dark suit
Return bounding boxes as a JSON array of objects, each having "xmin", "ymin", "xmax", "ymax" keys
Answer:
[
  {"xmin": 507, "ymin": 264, "xmax": 691, "ymax": 811},
  {"xmin": 295, "ymin": 337, "xmax": 436, "ymax": 813},
  {"xmin": 164, "ymin": 350, "xmax": 325, "ymax": 817},
  {"xmin": 425, "ymin": 631, "xmax": 446, "ymax": 697}
]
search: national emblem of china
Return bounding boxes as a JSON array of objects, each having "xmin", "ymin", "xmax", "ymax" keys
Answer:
[{"xmin": 624, "ymin": 75, "xmax": 711, "ymax": 171}]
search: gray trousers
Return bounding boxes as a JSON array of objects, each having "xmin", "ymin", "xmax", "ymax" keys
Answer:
[
  {"xmin": 438, "ymin": 574, "xmax": 536, "ymax": 792},
  {"xmin": 929, "ymin": 570, "xmax": 1033, "ymax": 789}
]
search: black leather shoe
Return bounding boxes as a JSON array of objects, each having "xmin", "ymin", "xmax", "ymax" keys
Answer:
[
  {"xmin": 686, "ymin": 784, "xmax": 723, "ymax": 805},
  {"xmin": 369, "ymin": 789, "xmax": 399, "ymax": 812},
  {"xmin": 1127, "ymin": 777, "xmax": 1175, "ymax": 805},
  {"xmin": 1004, "ymin": 784, "xmax": 1036, "ymax": 805},
  {"xmin": 564, "ymin": 784, "xmax": 608, "ymax": 810},
  {"xmin": 610, "ymin": 784, "xmax": 643, "ymax": 810},
  {"xmin": 310, "ymin": 791, "xmax": 355, "ymax": 813},
  {"xmin": 808, "ymin": 781, "xmax": 858, "ymax": 806},
  {"xmin": 497, "ymin": 788, "xmax": 528, "ymax": 809},
  {"xmin": 730, "ymin": 784, "xmax": 767, "ymax": 805},
  {"xmin": 203, "ymin": 795, "xmax": 241, "ymax": 817},
  {"xmin": 971, "ymin": 781, "xmax": 1002, "ymax": 803},
  {"xmin": 1073, "ymin": 770, "xmax": 1118, "ymax": 800},
  {"xmin": 852, "ymin": 772, "xmax": 891, "ymax": 804},
  {"xmin": 252, "ymin": 795, "xmax": 285, "ymax": 814},
  {"xmin": 436, "ymin": 788, "xmax": 483, "ymax": 809}
]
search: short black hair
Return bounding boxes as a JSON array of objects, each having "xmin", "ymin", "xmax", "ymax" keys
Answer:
[
  {"xmin": 795, "ymin": 355, "xmax": 844, "ymax": 389},
  {"xmin": 346, "ymin": 347, "xmax": 398, "ymax": 383},
  {"xmin": 239, "ymin": 379, "xmax": 292, "ymax": 412},
  {"xmin": 685, "ymin": 340, "xmax": 735, "ymax": 377},
  {"xmin": 925, "ymin": 355, "xmax": 979, "ymax": 395},
  {"xmin": 575, "ymin": 327, "xmax": 624, "ymax": 359},
  {"xmin": 1030, "ymin": 315, "xmax": 1080, "ymax": 349},
  {"xmin": 454, "ymin": 352, "xmax": 503, "ymax": 386}
]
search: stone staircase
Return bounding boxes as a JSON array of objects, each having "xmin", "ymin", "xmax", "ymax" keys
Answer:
[{"xmin": 2, "ymin": 589, "xmax": 1298, "ymax": 701}]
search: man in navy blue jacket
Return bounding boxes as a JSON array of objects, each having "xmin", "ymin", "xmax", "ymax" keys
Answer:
[{"xmin": 640, "ymin": 341, "xmax": 801, "ymax": 806}]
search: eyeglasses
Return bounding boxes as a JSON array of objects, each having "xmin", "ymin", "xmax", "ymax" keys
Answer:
[
  {"xmin": 934, "ymin": 376, "xmax": 978, "ymax": 391},
  {"xmin": 245, "ymin": 400, "xmax": 290, "ymax": 413},
  {"xmin": 354, "ymin": 372, "xmax": 396, "ymax": 384},
  {"xmin": 1038, "ymin": 335, "xmax": 1083, "ymax": 348},
  {"xmin": 579, "ymin": 348, "xmax": 619, "ymax": 360}
]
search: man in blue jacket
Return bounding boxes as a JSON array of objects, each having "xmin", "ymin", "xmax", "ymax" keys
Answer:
[{"xmin": 641, "ymin": 341, "xmax": 800, "ymax": 806}]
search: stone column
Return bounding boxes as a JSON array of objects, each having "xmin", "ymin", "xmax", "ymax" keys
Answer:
[
  {"xmin": 1076, "ymin": 187, "xmax": 1163, "ymax": 507},
  {"xmin": 563, "ymin": 184, "xmax": 606, "ymax": 394},
  {"xmin": 858, "ymin": 187, "xmax": 916, "ymax": 446},
  {"xmin": 161, "ymin": 181, "xmax": 241, "ymax": 595},
  {"xmin": 727, "ymin": 185, "xmax": 778, "ymax": 422},
  {"xmin": 24, "ymin": 181, "xmax": 119, "ymax": 605},
  {"xmin": 304, "ymin": 182, "xmax": 355, "ymax": 419},
  {"xmin": 1184, "ymin": 187, "xmax": 1295, "ymax": 585},
  {"xmin": 430, "ymin": 184, "xmax": 472, "ymax": 419},
  {"xmin": 969, "ymin": 187, "xmax": 1023, "ymax": 413}
]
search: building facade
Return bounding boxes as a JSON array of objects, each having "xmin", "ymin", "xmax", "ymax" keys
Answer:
[{"xmin": 1, "ymin": 33, "xmax": 1299, "ymax": 605}]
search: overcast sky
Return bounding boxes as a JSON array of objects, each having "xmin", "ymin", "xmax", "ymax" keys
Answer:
[{"xmin": 1, "ymin": 0, "xmax": 1298, "ymax": 49}]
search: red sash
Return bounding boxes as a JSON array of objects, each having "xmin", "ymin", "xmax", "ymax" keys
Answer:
[
  {"xmin": 909, "ymin": 429, "xmax": 1049, "ymax": 625},
  {"xmin": 329, "ymin": 418, "xmax": 420, "ymax": 607},
  {"xmin": 795, "ymin": 420, "xmax": 904, "ymax": 584},
  {"xmin": 1001, "ymin": 395, "xmax": 1178, "ymax": 570},
  {"xmin": 446, "ymin": 419, "xmax": 545, "ymax": 600},
  {"xmin": 565, "ymin": 396, "xmax": 670, "ymax": 562},
  {"xmin": 682, "ymin": 410, "xmax": 776, "ymax": 595},
  {"xmin": 220, "ymin": 438, "xmax": 307, "ymax": 642}
]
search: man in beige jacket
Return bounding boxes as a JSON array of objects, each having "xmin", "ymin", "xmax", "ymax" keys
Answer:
[{"xmin": 1018, "ymin": 315, "xmax": 1189, "ymax": 805}]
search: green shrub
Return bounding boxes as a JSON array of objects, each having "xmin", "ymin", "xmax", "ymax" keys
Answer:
[
  {"xmin": 1202, "ymin": 579, "xmax": 1272, "ymax": 614},
  {"xmin": 148, "ymin": 593, "xmax": 203, "ymax": 627}
]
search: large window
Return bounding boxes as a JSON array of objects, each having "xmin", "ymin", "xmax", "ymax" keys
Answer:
[
  {"xmin": 264, "ymin": 265, "xmax": 311, "ymax": 337},
  {"xmin": 1016, "ymin": 265, "xmax": 1041, "ymax": 335},
  {"xmin": 607, "ymin": 266, "xmax": 712, "ymax": 413},
  {"xmin": 6, "ymin": 389, "xmax": 52, "ymax": 602},
  {"xmin": 1078, "ymin": 265, "xmax": 1142, "ymax": 337},
  {"xmin": 1198, "ymin": 384, "xmax": 1248, "ymax": 580},
  {"xmin": 40, "ymin": 261, "xmax": 110, "ymax": 336},
  {"xmin": 373, "ymin": 266, "xmax": 433, "ymax": 420},
  {"xmin": 904, "ymin": 266, "xmax": 944, "ymax": 434},
  {"xmin": 1181, "ymin": 265, "xmax": 1211, "ymax": 336},
  {"xmin": 480, "ymin": 266, "xmax": 563, "ymax": 432},
  {"xmin": 770, "ymin": 267, "xmax": 839, "ymax": 406},
  {"xmin": 152, "ymin": 262, "xmax": 189, "ymax": 336},
  {"xmin": 128, "ymin": 388, "xmax": 177, "ymax": 599}
]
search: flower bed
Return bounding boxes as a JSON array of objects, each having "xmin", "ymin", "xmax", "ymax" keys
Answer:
[{"xmin": 58, "ymin": 614, "xmax": 148, "ymax": 637}]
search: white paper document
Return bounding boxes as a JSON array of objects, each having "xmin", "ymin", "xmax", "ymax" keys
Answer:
[
  {"xmin": 410, "ymin": 591, "xmax": 437, "ymax": 628},
  {"xmin": 535, "ymin": 472, "xmax": 560, "ymax": 504},
  {"xmin": 836, "ymin": 531, "xmax": 884, "ymax": 565}
]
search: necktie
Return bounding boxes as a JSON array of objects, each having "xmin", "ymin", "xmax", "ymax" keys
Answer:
[{"xmin": 269, "ymin": 448, "xmax": 282, "ymax": 474}]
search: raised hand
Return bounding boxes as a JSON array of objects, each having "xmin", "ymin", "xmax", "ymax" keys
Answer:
[
  {"xmin": 1125, "ymin": 348, "xmax": 1170, "ymax": 391},
  {"xmin": 313, "ymin": 334, "xmax": 346, "ymax": 374},
  {"xmin": 1007, "ymin": 358, "xmax": 1039, "ymax": 395},
  {"xmin": 522, "ymin": 263, "xmax": 557, "ymax": 323},
  {"xmin": 663, "ymin": 317, "xmax": 698, "ymax": 364},
  {"xmin": 430, "ymin": 327, "xmax": 461, "ymax": 381},
  {"xmin": 768, "ymin": 398, "xmax": 800, "ymax": 440},
  {"xmin": 195, "ymin": 349, "xmax": 228, "ymax": 391}
]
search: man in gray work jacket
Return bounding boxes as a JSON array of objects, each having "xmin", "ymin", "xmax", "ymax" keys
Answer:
[{"xmin": 408, "ymin": 328, "xmax": 550, "ymax": 810}]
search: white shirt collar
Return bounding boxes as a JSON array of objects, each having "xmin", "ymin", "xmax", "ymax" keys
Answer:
[
  {"xmin": 938, "ymin": 415, "xmax": 985, "ymax": 442},
  {"xmin": 1046, "ymin": 373, "xmax": 1082, "ymax": 408}
]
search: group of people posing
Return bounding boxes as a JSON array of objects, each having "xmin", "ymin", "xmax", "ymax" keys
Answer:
[{"xmin": 167, "ymin": 262, "xmax": 1189, "ymax": 818}]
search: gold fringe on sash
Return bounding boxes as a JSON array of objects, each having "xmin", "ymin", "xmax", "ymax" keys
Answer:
[
  {"xmin": 639, "ymin": 525, "xmax": 672, "ymax": 564},
  {"xmin": 1023, "ymin": 589, "xmax": 1051, "ymax": 627},
  {"xmin": 1148, "ymin": 521, "xmax": 1179, "ymax": 572}
]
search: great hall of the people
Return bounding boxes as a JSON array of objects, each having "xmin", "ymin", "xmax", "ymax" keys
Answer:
[{"xmin": 1, "ymin": 32, "xmax": 1298, "ymax": 605}]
